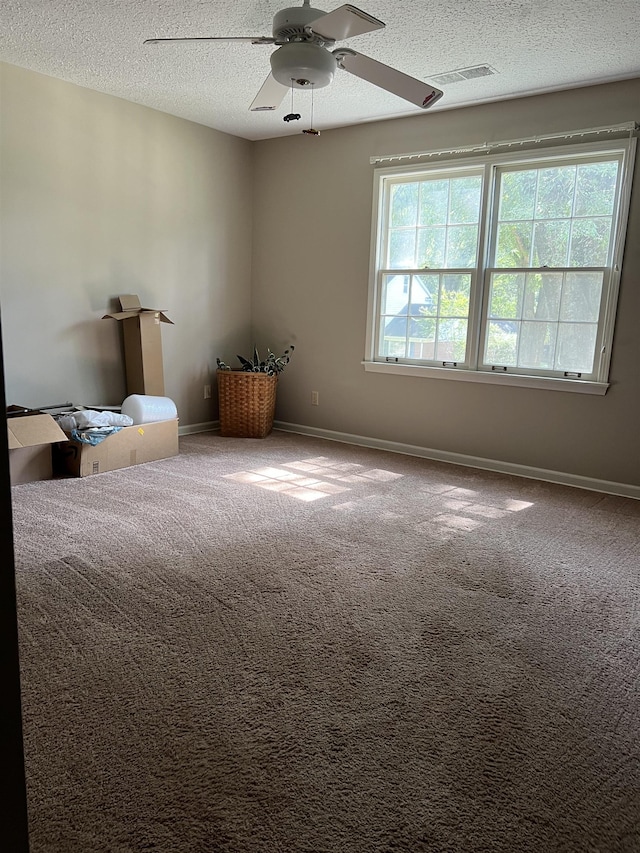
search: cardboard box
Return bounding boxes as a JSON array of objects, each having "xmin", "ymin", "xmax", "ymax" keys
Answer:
[
  {"xmin": 8, "ymin": 413, "xmax": 68, "ymax": 485},
  {"xmin": 55, "ymin": 419, "xmax": 179, "ymax": 478},
  {"xmin": 103, "ymin": 294, "xmax": 173, "ymax": 396}
]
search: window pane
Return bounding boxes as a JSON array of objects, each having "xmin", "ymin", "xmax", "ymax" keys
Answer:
[
  {"xmin": 495, "ymin": 158, "xmax": 619, "ymax": 272},
  {"xmin": 449, "ymin": 177, "xmax": 482, "ymax": 224},
  {"xmin": 535, "ymin": 166, "xmax": 575, "ymax": 219},
  {"xmin": 388, "ymin": 175, "xmax": 482, "ymax": 272},
  {"xmin": 388, "ymin": 229, "xmax": 416, "ymax": 268},
  {"xmin": 531, "ymin": 220, "xmax": 570, "ymax": 267},
  {"xmin": 380, "ymin": 315, "xmax": 407, "ymax": 357},
  {"xmin": 418, "ymin": 179, "xmax": 449, "ymax": 226},
  {"xmin": 411, "ymin": 275, "xmax": 439, "ymax": 315},
  {"xmin": 555, "ymin": 323, "xmax": 598, "ymax": 372},
  {"xmin": 575, "ymin": 161, "xmax": 618, "ymax": 216},
  {"xmin": 440, "ymin": 274, "xmax": 471, "ymax": 317},
  {"xmin": 519, "ymin": 321, "xmax": 558, "ymax": 369},
  {"xmin": 379, "ymin": 273, "xmax": 472, "ymax": 364},
  {"xmin": 411, "ymin": 316, "xmax": 437, "ymax": 360},
  {"xmin": 569, "ymin": 218, "xmax": 612, "ymax": 266},
  {"xmin": 381, "ymin": 274, "xmax": 410, "ymax": 315},
  {"xmin": 436, "ymin": 319, "xmax": 468, "ymax": 361},
  {"xmin": 495, "ymin": 222, "xmax": 533, "ymax": 267},
  {"xmin": 485, "ymin": 270, "xmax": 603, "ymax": 371},
  {"xmin": 523, "ymin": 273, "xmax": 562, "ymax": 320},
  {"xmin": 390, "ymin": 182, "xmax": 419, "ymax": 227},
  {"xmin": 489, "ymin": 273, "xmax": 524, "ymax": 319},
  {"xmin": 445, "ymin": 225, "xmax": 479, "ymax": 268},
  {"xmin": 416, "ymin": 227, "xmax": 446, "ymax": 268},
  {"xmin": 485, "ymin": 321, "xmax": 518, "ymax": 365},
  {"xmin": 499, "ymin": 170, "xmax": 536, "ymax": 220},
  {"xmin": 560, "ymin": 272, "xmax": 603, "ymax": 322}
]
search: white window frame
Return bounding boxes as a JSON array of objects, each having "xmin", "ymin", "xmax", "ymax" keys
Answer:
[{"xmin": 364, "ymin": 137, "xmax": 637, "ymax": 395}]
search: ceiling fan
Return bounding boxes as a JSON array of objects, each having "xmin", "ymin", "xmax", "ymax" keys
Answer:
[{"xmin": 144, "ymin": 1, "xmax": 444, "ymax": 114}]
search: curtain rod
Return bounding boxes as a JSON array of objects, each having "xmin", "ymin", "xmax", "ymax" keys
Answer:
[{"xmin": 370, "ymin": 121, "xmax": 639, "ymax": 165}]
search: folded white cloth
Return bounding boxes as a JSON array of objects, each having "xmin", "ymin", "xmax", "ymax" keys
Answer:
[{"xmin": 72, "ymin": 410, "xmax": 133, "ymax": 429}]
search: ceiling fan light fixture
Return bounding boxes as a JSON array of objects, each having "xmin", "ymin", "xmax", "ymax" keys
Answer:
[{"xmin": 270, "ymin": 42, "xmax": 337, "ymax": 89}]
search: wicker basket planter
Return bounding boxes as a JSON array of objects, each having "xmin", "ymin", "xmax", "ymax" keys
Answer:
[{"xmin": 217, "ymin": 369, "xmax": 278, "ymax": 438}]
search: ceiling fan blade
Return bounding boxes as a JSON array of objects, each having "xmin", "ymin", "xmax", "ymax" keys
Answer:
[
  {"xmin": 309, "ymin": 5, "xmax": 384, "ymax": 42},
  {"xmin": 144, "ymin": 36, "xmax": 274, "ymax": 45},
  {"xmin": 249, "ymin": 73, "xmax": 290, "ymax": 112},
  {"xmin": 336, "ymin": 50, "xmax": 444, "ymax": 109}
]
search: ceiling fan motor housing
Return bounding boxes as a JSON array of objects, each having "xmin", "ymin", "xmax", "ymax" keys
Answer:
[
  {"xmin": 272, "ymin": 5, "xmax": 328, "ymax": 41},
  {"xmin": 270, "ymin": 42, "xmax": 337, "ymax": 89}
]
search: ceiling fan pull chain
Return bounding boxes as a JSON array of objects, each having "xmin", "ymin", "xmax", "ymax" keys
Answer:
[
  {"xmin": 283, "ymin": 81, "xmax": 301, "ymax": 123},
  {"xmin": 303, "ymin": 83, "xmax": 320, "ymax": 136}
]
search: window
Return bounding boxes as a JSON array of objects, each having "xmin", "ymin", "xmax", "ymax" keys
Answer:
[{"xmin": 366, "ymin": 137, "xmax": 636, "ymax": 392}]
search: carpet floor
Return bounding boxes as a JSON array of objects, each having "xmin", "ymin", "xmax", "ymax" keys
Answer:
[{"xmin": 12, "ymin": 430, "xmax": 640, "ymax": 852}]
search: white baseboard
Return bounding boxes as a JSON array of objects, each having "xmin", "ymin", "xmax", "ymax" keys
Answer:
[
  {"xmin": 273, "ymin": 420, "xmax": 640, "ymax": 501},
  {"xmin": 178, "ymin": 420, "xmax": 218, "ymax": 436}
]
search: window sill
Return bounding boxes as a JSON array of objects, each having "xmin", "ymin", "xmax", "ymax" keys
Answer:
[{"xmin": 361, "ymin": 361, "xmax": 609, "ymax": 395}]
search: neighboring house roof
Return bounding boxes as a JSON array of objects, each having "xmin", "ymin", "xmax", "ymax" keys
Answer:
[
  {"xmin": 385, "ymin": 303, "xmax": 518, "ymax": 340},
  {"xmin": 384, "ymin": 303, "xmax": 431, "ymax": 338}
]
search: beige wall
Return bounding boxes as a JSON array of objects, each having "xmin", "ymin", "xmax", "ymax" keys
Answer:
[
  {"xmin": 252, "ymin": 79, "xmax": 640, "ymax": 488},
  {"xmin": 0, "ymin": 63, "xmax": 253, "ymax": 427}
]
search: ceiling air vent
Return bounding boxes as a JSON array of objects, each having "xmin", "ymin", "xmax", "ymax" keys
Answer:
[{"xmin": 429, "ymin": 65, "xmax": 497, "ymax": 86}]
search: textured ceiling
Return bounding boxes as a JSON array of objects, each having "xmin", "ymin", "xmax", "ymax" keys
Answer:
[{"xmin": 1, "ymin": 0, "xmax": 639, "ymax": 141}]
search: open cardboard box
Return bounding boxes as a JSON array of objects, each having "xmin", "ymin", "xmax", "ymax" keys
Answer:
[
  {"xmin": 8, "ymin": 413, "xmax": 68, "ymax": 485},
  {"xmin": 55, "ymin": 418, "xmax": 179, "ymax": 478},
  {"xmin": 103, "ymin": 294, "xmax": 173, "ymax": 396}
]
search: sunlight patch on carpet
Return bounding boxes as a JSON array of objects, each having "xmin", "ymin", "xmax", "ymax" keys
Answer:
[
  {"xmin": 436, "ymin": 513, "xmax": 483, "ymax": 532},
  {"xmin": 224, "ymin": 464, "xmax": 350, "ymax": 501},
  {"xmin": 224, "ymin": 457, "xmax": 404, "ymax": 502},
  {"xmin": 409, "ymin": 483, "xmax": 536, "ymax": 538}
]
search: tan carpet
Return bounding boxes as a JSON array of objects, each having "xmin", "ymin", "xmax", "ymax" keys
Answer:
[{"xmin": 12, "ymin": 430, "xmax": 640, "ymax": 852}]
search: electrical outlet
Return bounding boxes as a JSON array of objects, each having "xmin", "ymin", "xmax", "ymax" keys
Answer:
[
  {"xmin": 311, "ymin": 391, "xmax": 319, "ymax": 406},
  {"xmin": 204, "ymin": 384, "xmax": 211, "ymax": 399}
]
